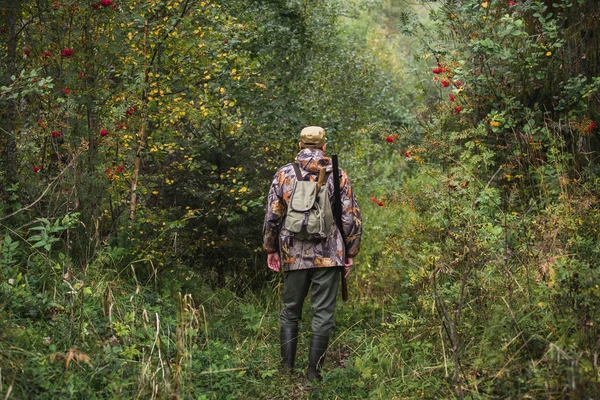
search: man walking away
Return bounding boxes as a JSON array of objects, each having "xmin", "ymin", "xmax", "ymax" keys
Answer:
[{"xmin": 263, "ymin": 126, "xmax": 362, "ymax": 382}]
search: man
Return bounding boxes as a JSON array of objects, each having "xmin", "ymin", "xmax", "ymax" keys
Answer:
[{"xmin": 263, "ymin": 126, "xmax": 362, "ymax": 382}]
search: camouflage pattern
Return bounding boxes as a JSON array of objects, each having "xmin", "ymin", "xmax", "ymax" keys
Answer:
[{"xmin": 263, "ymin": 148, "xmax": 362, "ymax": 271}]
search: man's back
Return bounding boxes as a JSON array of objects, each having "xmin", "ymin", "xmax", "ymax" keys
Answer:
[{"xmin": 263, "ymin": 147, "xmax": 362, "ymax": 271}]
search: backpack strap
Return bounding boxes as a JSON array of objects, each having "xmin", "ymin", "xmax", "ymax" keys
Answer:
[
  {"xmin": 293, "ymin": 162, "xmax": 307, "ymax": 181},
  {"xmin": 293, "ymin": 162, "xmax": 331, "ymax": 183}
]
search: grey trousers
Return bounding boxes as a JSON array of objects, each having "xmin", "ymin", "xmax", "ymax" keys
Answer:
[{"xmin": 280, "ymin": 267, "xmax": 341, "ymax": 336}]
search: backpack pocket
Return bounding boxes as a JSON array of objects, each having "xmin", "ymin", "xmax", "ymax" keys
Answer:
[
  {"xmin": 284, "ymin": 208, "xmax": 308, "ymax": 235},
  {"xmin": 284, "ymin": 172, "xmax": 334, "ymax": 240},
  {"xmin": 284, "ymin": 181, "xmax": 318, "ymax": 238},
  {"xmin": 289, "ymin": 181, "xmax": 317, "ymax": 212}
]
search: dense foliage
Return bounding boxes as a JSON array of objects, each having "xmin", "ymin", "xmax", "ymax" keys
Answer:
[
  {"xmin": 369, "ymin": 0, "xmax": 600, "ymax": 397},
  {"xmin": 1, "ymin": 0, "xmax": 599, "ymax": 398}
]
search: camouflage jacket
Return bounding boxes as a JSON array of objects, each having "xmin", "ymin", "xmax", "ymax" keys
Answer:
[{"xmin": 263, "ymin": 148, "xmax": 362, "ymax": 271}]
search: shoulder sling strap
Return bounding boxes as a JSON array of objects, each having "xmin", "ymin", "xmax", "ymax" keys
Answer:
[
  {"xmin": 292, "ymin": 162, "xmax": 305, "ymax": 181},
  {"xmin": 293, "ymin": 162, "xmax": 331, "ymax": 183}
]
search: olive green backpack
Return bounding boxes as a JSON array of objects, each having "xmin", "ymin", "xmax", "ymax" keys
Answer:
[{"xmin": 283, "ymin": 163, "xmax": 334, "ymax": 240}]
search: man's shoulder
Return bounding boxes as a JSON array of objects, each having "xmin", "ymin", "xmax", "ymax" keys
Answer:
[
  {"xmin": 275, "ymin": 162, "xmax": 296, "ymax": 174},
  {"xmin": 334, "ymin": 167, "xmax": 351, "ymax": 179},
  {"xmin": 271, "ymin": 162, "xmax": 298, "ymax": 180}
]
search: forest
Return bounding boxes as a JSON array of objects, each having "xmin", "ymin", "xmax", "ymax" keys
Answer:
[{"xmin": 1, "ymin": 0, "xmax": 599, "ymax": 398}]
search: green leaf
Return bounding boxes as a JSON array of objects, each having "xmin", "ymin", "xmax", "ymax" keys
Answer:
[{"xmin": 32, "ymin": 240, "xmax": 47, "ymax": 248}]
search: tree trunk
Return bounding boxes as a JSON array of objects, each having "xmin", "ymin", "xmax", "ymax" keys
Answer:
[{"xmin": 129, "ymin": 20, "xmax": 149, "ymax": 221}]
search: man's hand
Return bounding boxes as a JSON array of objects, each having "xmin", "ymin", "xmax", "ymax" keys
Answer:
[
  {"xmin": 267, "ymin": 252, "xmax": 281, "ymax": 272},
  {"xmin": 344, "ymin": 257, "xmax": 353, "ymax": 278}
]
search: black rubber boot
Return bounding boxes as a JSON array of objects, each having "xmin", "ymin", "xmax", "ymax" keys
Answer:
[
  {"xmin": 306, "ymin": 334, "xmax": 329, "ymax": 382},
  {"xmin": 280, "ymin": 326, "xmax": 299, "ymax": 373}
]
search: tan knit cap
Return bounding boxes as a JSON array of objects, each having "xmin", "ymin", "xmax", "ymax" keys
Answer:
[{"xmin": 300, "ymin": 126, "xmax": 326, "ymax": 148}]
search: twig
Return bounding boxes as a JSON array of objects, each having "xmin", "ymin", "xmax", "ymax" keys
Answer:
[
  {"xmin": 154, "ymin": 312, "xmax": 169, "ymax": 389},
  {"xmin": 440, "ymin": 326, "xmax": 449, "ymax": 378},
  {"xmin": 490, "ymin": 337, "xmax": 533, "ymax": 382},
  {"xmin": 482, "ymin": 166, "xmax": 503, "ymax": 193},
  {"xmin": 199, "ymin": 367, "xmax": 248, "ymax": 375},
  {"xmin": 4, "ymin": 383, "xmax": 13, "ymax": 400},
  {"xmin": 328, "ymin": 319, "xmax": 364, "ymax": 350},
  {"xmin": 1, "ymin": 147, "xmax": 83, "ymax": 221}
]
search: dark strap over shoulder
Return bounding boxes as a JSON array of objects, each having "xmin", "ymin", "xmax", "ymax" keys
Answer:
[
  {"xmin": 293, "ymin": 162, "xmax": 331, "ymax": 183},
  {"xmin": 292, "ymin": 162, "xmax": 304, "ymax": 181}
]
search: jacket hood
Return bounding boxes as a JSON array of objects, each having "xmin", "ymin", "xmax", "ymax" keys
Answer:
[{"xmin": 296, "ymin": 148, "xmax": 333, "ymax": 173}]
